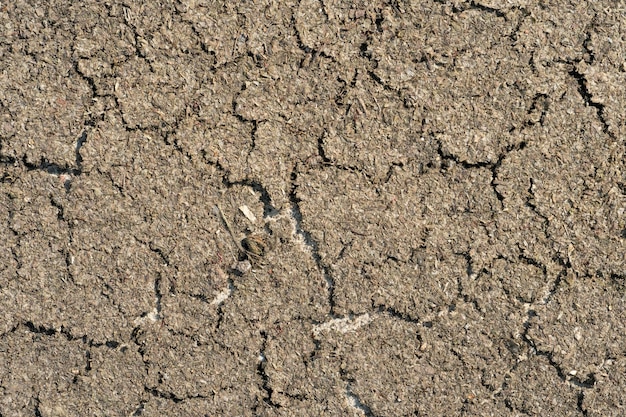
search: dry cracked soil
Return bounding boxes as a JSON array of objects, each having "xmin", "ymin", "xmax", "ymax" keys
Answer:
[{"xmin": 1, "ymin": 1, "xmax": 625, "ymax": 416}]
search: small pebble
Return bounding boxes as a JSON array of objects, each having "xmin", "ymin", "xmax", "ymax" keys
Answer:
[{"xmin": 234, "ymin": 260, "xmax": 252, "ymax": 274}]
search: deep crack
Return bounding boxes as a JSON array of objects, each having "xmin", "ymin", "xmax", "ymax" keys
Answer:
[
  {"xmin": 345, "ymin": 382, "xmax": 377, "ymax": 417},
  {"xmin": 568, "ymin": 67, "xmax": 612, "ymax": 137},
  {"xmin": 257, "ymin": 331, "xmax": 281, "ymax": 408},
  {"xmin": 289, "ymin": 169, "xmax": 337, "ymax": 315}
]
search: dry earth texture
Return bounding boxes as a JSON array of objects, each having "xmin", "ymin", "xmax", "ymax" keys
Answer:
[{"xmin": 1, "ymin": 1, "xmax": 625, "ymax": 416}]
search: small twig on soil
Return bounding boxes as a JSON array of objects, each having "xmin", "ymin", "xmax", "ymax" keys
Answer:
[{"xmin": 215, "ymin": 204, "xmax": 244, "ymax": 253}]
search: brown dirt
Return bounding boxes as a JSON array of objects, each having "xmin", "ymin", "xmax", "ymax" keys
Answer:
[{"xmin": 1, "ymin": 1, "xmax": 625, "ymax": 416}]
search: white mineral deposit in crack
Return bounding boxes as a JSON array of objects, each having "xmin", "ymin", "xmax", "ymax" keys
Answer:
[
  {"xmin": 210, "ymin": 285, "xmax": 233, "ymax": 305},
  {"xmin": 133, "ymin": 305, "xmax": 160, "ymax": 326},
  {"xmin": 312, "ymin": 313, "xmax": 374, "ymax": 338}
]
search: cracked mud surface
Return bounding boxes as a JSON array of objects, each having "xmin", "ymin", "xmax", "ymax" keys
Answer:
[{"xmin": 1, "ymin": 1, "xmax": 625, "ymax": 416}]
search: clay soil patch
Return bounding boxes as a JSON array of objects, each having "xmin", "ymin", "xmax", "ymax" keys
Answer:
[{"xmin": 1, "ymin": 1, "xmax": 625, "ymax": 416}]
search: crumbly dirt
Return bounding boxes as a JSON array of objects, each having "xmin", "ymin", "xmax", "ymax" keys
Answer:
[{"xmin": 1, "ymin": 1, "xmax": 625, "ymax": 416}]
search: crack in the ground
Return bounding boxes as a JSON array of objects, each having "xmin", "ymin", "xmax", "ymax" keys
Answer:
[
  {"xmin": 341, "ymin": 372, "xmax": 377, "ymax": 417},
  {"xmin": 581, "ymin": 28, "xmax": 596, "ymax": 65},
  {"xmin": 70, "ymin": 54, "xmax": 116, "ymax": 183},
  {"xmin": 518, "ymin": 252, "xmax": 548, "ymax": 275},
  {"xmin": 533, "ymin": 251, "xmax": 567, "ymax": 307},
  {"xmin": 525, "ymin": 93, "xmax": 549, "ymax": 127},
  {"xmin": 33, "ymin": 396, "xmax": 42, "ymax": 417},
  {"xmin": 130, "ymin": 327, "xmax": 195, "ymax": 410},
  {"xmin": 134, "ymin": 236, "xmax": 176, "ymax": 269},
  {"xmin": 22, "ymin": 321, "xmax": 128, "ymax": 356},
  {"xmin": 526, "ymin": 334, "xmax": 596, "ymax": 389},
  {"xmin": 105, "ymin": 169, "xmax": 126, "ymax": 195},
  {"xmin": 153, "ymin": 275, "xmax": 163, "ymax": 321},
  {"xmin": 222, "ymin": 177, "xmax": 279, "ymax": 219},
  {"xmin": 131, "ymin": 237, "xmax": 170, "ymax": 320},
  {"xmin": 568, "ymin": 66, "xmax": 613, "ymax": 137},
  {"xmin": 345, "ymin": 387, "xmax": 376, "ymax": 417},
  {"xmin": 306, "ymin": 337, "xmax": 323, "ymax": 367},
  {"xmin": 366, "ymin": 70, "xmax": 397, "ymax": 94},
  {"xmin": 289, "ymin": 168, "xmax": 337, "ymax": 316},
  {"xmin": 525, "ymin": 177, "xmax": 552, "ymax": 236},
  {"xmin": 3, "ymin": 5, "xmax": 621, "ymax": 417},
  {"xmin": 317, "ymin": 133, "xmax": 331, "ymax": 163},
  {"xmin": 519, "ymin": 251, "xmax": 555, "ymax": 302},
  {"xmin": 0, "ymin": 145, "xmax": 18, "ymax": 169},
  {"xmin": 24, "ymin": 321, "xmax": 59, "ymax": 337},
  {"xmin": 130, "ymin": 400, "xmax": 147, "ymax": 416},
  {"xmin": 519, "ymin": 297, "xmax": 597, "ymax": 391},
  {"xmin": 466, "ymin": 1, "xmax": 507, "ymax": 18},
  {"xmin": 435, "ymin": 137, "xmax": 527, "ymax": 209},
  {"xmin": 231, "ymin": 79, "xmax": 265, "ymax": 172},
  {"xmin": 257, "ymin": 331, "xmax": 281, "ymax": 408},
  {"xmin": 383, "ymin": 161, "xmax": 404, "ymax": 184},
  {"xmin": 213, "ymin": 280, "xmax": 233, "ymax": 332},
  {"xmin": 455, "ymin": 251, "xmax": 483, "ymax": 312},
  {"xmin": 21, "ymin": 155, "xmax": 80, "ymax": 177},
  {"xmin": 74, "ymin": 131, "xmax": 87, "ymax": 172},
  {"xmin": 372, "ymin": 302, "xmax": 420, "ymax": 324},
  {"xmin": 508, "ymin": 6, "xmax": 532, "ymax": 45},
  {"xmin": 313, "ymin": 131, "xmax": 376, "ymax": 180},
  {"xmin": 145, "ymin": 386, "xmax": 184, "ymax": 403},
  {"xmin": 84, "ymin": 349, "xmax": 92, "ymax": 375},
  {"xmin": 577, "ymin": 390, "xmax": 589, "ymax": 417},
  {"xmin": 290, "ymin": 4, "xmax": 338, "ymax": 68},
  {"xmin": 120, "ymin": 6, "xmax": 149, "ymax": 61},
  {"xmin": 136, "ymin": 334, "xmax": 241, "ymax": 408},
  {"xmin": 608, "ymin": 272, "xmax": 626, "ymax": 293}
]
